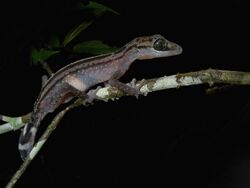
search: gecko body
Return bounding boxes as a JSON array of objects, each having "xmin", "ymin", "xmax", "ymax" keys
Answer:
[{"xmin": 19, "ymin": 34, "xmax": 182, "ymax": 160}]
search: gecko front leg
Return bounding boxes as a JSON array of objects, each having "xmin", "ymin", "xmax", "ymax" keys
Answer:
[
  {"xmin": 108, "ymin": 79, "xmax": 141, "ymax": 98},
  {"xmin": 84, "ymin": 79, "xmax": 143, "ymax": 104}
]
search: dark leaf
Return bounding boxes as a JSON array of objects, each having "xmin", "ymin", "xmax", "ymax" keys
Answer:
[
  {"xmin": 31, "ymin": 48, "xmax": 60, "ymax": 64},
  {"xmin": 63, "ymin": 21, "xmax": 93, "ymax": 47},
  {"xmin": 79, "ymin": 1, "xmax": 119, "ymax": 16}
]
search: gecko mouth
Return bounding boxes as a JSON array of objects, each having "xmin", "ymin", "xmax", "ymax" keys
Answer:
[
  {"xmin": 174, "ymin": 45, "xmax": 183, "ymax": 54},
  {"xmin": 168, "ymin": 45, "xmax": 183, "ymax": 56},
  {"xmin": 168, "ymin": 42, "xmax": 183, "ymax": 54}
]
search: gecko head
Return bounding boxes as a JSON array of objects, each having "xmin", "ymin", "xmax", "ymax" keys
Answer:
[{"xmin": 136, "ymin": 34, "xmax": 183, "ymax": 60}]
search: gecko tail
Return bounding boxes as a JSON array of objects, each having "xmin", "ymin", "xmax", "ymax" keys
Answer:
[{"xmin": 18, "ymin": 121, "xmax": 37, "ymax": 160}]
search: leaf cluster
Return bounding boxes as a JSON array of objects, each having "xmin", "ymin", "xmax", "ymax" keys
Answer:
[{"xmin": 30, "ymin": 1, "xmax": 119, "ymax": 66}]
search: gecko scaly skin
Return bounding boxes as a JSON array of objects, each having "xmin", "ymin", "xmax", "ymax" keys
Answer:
[{"xmin": 18, "ymin": 34, "xmax": 182, "ymax": 160}]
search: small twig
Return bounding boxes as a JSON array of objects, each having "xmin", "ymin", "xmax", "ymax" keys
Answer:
[
  {"xmin": 5, "ymin": 100, "xmax": 81, "ymax": 188},
  {"xmin": 40, "ymin": 61, "xmax": 53, "ymax": 76},
  {"xmin": 0, "ymin": 113, "xmax": 31, "ymax": 134}
]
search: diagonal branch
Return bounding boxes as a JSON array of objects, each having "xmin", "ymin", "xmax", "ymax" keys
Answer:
[{"xmin": 5, "ymin": 100, "xmax": 81, "ymax": 188}]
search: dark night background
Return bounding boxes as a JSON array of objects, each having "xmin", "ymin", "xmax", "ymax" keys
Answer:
[{"xmin": 0, "ymin": 0, "xmax": 250, "ymax": 187}]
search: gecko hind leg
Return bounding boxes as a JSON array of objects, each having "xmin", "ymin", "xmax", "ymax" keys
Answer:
[
  {"xmin": 70, "ymin": 86, "xmax": 104, "ymax": 106},
  {"xmin": 84, "ymin": 86, "xmax": 108, "ymax": 105}
]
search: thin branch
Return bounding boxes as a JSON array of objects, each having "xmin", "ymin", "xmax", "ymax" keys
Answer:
[
  {"xmin": 40, "ymin": 61, "xmax": 53, "ymax": 76},
  {"xmin": 95, "ymin": 69, "xmax": 250, "ymax": 98},
  {"xmin": 5, "ymin": 100, "xmax": 81, "ymax": 188},
  {"xmin": 0, "ymin": 113, "xmax": 31, "ymax": 134},
  {"xmin": 1, "ymin": 69, "xmax": 250, "ymax": 135}
]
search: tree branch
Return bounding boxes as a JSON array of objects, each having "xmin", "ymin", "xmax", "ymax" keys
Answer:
[
  {"xmin": 5, "ymin": 100, "xmax": 81, "ymax": 188},
  {"xmin": 1, "ymin": 69, "xmax": 250, "ymax": 135},
  {"xmin": 40, "ymin": 61, "xmax": 54, "ymax": 76},
  {"xmin": 0, "ymin": 113, "xmax": 31, "ymax": 134},
  {"xmin": 3, "ymin": 68, "xmax": 250, "ymax": 187}
]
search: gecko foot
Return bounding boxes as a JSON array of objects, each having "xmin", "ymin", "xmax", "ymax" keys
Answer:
[
  {"xmin": 127, "ymin": 78, "xmax": 146, "ymax": 98},
  {"xmin": 82, "ymin": 86, "xmax": 107, "ymax": 106}
]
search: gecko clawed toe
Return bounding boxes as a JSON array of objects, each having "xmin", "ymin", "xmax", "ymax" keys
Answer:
[
  {"xmin": 128, "ymin": 78, "xmax": 147, "ymax": 98},
  {"xmin": 82, "ymin": 86, "xmax": 107, "ymax": 105}
]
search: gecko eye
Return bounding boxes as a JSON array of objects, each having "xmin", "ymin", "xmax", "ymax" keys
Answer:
[{"xmin": 153, "ymin": 38, "xmax": 169, "ymax": 51}]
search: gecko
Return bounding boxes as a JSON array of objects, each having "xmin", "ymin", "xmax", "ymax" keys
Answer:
[{"xmin": 18, "ymin": 34, "xmax": 182, "ymax": 160}]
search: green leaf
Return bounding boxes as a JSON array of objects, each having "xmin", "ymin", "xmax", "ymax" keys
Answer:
[
  {"xmin": 31, "ymin": 48, "xmax": 60, "ymax": 64},
  {"xmin": 80, "ymin": 1, "xmax": 119, "ymax": 16},
  {"xmin": 73, "ymin": 40, "xmax": 117, "ymax": 55},
  {"xmin": 63, "ymin": 21, "xmax": 93, "ymax": 47}
]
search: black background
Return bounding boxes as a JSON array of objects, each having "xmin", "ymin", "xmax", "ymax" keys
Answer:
[{"xmin": 0, "ymin": 0, "xmax": 250, "ymax": 187}]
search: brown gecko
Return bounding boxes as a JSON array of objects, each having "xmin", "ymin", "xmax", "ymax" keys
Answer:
[{"xmin": 18, "ymin": 34, "xmax": 182, "ymax": 160}]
